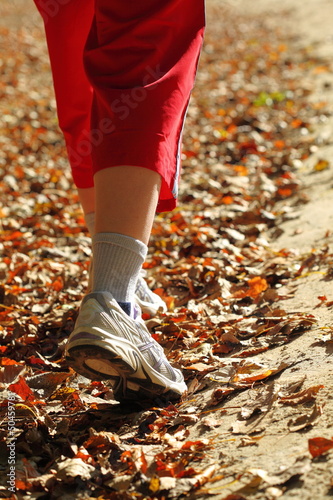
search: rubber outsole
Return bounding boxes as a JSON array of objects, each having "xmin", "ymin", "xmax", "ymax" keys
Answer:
[{"xmin": 65, "ymin": 344, "xmax": 184, "ymax": 402}]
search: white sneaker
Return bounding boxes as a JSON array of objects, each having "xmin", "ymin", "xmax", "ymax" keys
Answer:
[
  {"xmin": 87, "ymin": 265, "xmax": 167, "ymax": 316},
  {"xmin": 64, "ymin": 291, "xmax": 186, "ymax": 401}
]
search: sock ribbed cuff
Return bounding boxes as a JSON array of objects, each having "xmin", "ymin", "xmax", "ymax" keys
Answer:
[
  {"xmin": 92, "ymin": 232, "xmax": 147, "ymax": 302},
  {"xmin": 93, "ymin": 232, "xmax": 147, "ymax": 260}
]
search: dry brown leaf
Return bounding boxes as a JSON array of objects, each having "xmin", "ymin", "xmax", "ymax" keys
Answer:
[
  {"xmin": 279, "ymin": 385, "xmax": 324, "ymax": 405},
  {"xmin": 56, "ymin": 458, "xmax": 95, "ymax": 482},
  {"xmin": 231, "ymin": 362, "xmax": 289, "ymax": 387},
  {"xmin": 288, "ymin": 404, "xmax": 323, "ymax": 432},
  {"xmin": 232, "ymin": 418, "xmax": 266, "ymax": 435},
  {"xmin": 209, "ymin": 386, "xmax": 235, "ymax": 406},
  {"xmin": 0, "ymin": 364, "xmax": 25, "ymax": 385}
]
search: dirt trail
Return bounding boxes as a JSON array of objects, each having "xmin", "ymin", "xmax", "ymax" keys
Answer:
[{"xmin": 201, "ymin": 2, "xmax": 333, "ymax": 498}]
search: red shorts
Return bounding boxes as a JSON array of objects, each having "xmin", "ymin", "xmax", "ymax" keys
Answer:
[{"xmin": 34, "ymin": 0, "xmax": 205, "ymax": 211}]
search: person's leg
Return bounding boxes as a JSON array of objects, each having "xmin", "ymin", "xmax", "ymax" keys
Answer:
[
  {"xmin": 94, "ymin": 166, "xmax": 161, "ymax": 243},
  {"xmin": 34, "ymin": 0, "xmax": 166, "ymax": 316},
  {"xmin": 86, "ymin": 0, "xmax": 205, "ymax": 305},
  {"xmin": 65, "ymin": 0, "xmax": 205, "ymax": 400},
  {"xmin": 91, "ymin": 166, "xmax": 161, "ymax": 307},
  {"xmin": 78, "ymin": 188, "xmax": 95, "ymax": 219},
  {"xmin": 85, "ymin": 190, "xmax": 168, "ymax": 315}
]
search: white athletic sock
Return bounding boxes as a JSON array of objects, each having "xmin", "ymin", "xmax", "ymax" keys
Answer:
[{"xmin": 92, "ymin": 232, "xmax": 147, "ymax": 303}]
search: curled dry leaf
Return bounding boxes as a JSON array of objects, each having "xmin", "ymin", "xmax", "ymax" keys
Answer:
[
  {"xmin": 288, "ymin": 404, "xmax": 323, "ymax": 432},
  {"xmin": 240, "ymin": 384, "xmax": 277, "ymax": 419},
  {"xmin": 192, "ymin": 464, "xmax": 217, "ymax": 488},
  {"xmin": 231, "ymin": 362, "xmax": 290, "ymax": 388},
  {"xmin": 232, "ymin": 418, "xmax": 266, "ymax": 436},
  {"xmin": 26, "ymin": 371, "xmax": 71, "ymax": 399},
  {"xmin": 239, "ymin": 436, "xmax": 264, "ymax": 447},
  {"xmin": 247, "ymin": 456, "xmax": 311, "ymax": 487},
  {"xmin": 278, "ymin": 385, "xmax": 324, "ymax": 405},
  {"xmin": 209, "ymin": 386, "xmax": 235, "ymax": 406},
  {"xmin": 56, "ymin": 458, "xmax": 95, "ymax": 482},
  {"xmin": 83, "ymin": 429, "xmax": 122, "ymax": 455}
]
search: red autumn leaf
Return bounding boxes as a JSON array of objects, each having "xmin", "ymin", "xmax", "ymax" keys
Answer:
[
  {"xmin": 291, "ymin": 118, "xmax": 303, "ymax": 128},
  {"xmin": 35, "ymin": 239, "xmax": 54, "ymax": 248},
  {"xmin": 238, "ymin": 346, "xmax": 269, "ymax": 357},
  {"xmin": 0, "ymin": 310, "xmax": 13, "ymax": 320},
  {"xmin": 30, "ymin": 315, "xmax": 40, "ymax": 325},
  {"xmin": 0, "ymin": 358, "xmax": 23, "ymax": 366},
  {"xmin": 181, "ymin": 440, "xmax": 209, "ymax": 451},
  {"xmin": 240, "ymin": 369, "xmax": 280, "ymax": 383},
  {"xmin": 15, "ymin": 479, "xmax": 29, "ymax": 491},
  {"xmin": 309, "ymin": 437, "xmax": 333, "ymax": 458},
  {"xmin": 177, "ymin": 467, "xmax": 198, "ymax": 478},
  {"xmin": 221, "ymin": 195, "xmax": 234, "ymax": 205},
  {"xmin": 9, "ymin": 376, "xmax": 36, "ymax": 402},
  {"xmin": 274, "ymin": 139, "xmax": 285, "ymax": 149},
  {"xmin": 212, "ymin": 344, "xmax": 233, "ymax": 354},
  {"xmin": 238, "ymin": 140, "xmax": 258, "ymax": 154},
  {"xmin": 152, "ymin": 286, "xmax": 174, "ymax": 310},
  {"xmin": 209, "ymin": 387, "xmax": 235, "ymax": 406},
  {"xmin": 4, "ymin": 231, "xmax": 23, "ymax": 241},
  {"xmin": 227, "ymin": 123, "xmax": 237, "ymax": 134},
  {"xmin": 247, "ymin": 277, "xmax": 268, "ymax": 297},
  {"xmin": 234, "ymin": 276, "xmax": 268, "ymax": 299},
  {"xmin": 27, "ymin": 356, "xmax": 45, "ymax": 366},
  {"xmin": 50, "ymin": 276, "xmax": 64, "ymax": 291},
  {"xmin": 233, "ymin": 165, "xmax": 249, "ymax": 176},
  {"xmin": 183, "ymin": 150, "xmax": 197, "ymax": 158},
  {"xmin": 74, "ymin": 449, "xmax": 93, "ymax": 462},
  {"xmin": 277, "ymin": 187, "xmax": 293, "ymax": 197}
]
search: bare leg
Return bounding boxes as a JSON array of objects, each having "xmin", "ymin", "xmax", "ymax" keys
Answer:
[
  {"xmin": 78, "ymin": 187, "xmax": 95, "ymax": 217},
  {"xmin": 94, "ymin": 166, "xmax": 161, "ymax": 245},
  {"xmin": 65, "ymin": 164, "xmax": 186, "ymax": 398}
]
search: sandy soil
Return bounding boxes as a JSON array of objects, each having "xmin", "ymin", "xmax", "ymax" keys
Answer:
[
  {"xmin": 1, "ymin": 1, "xmax": 333, "ymax": 499},
  {"xmin": 203, "ymin": 1, "xmax": 333, "ymax": 498}
]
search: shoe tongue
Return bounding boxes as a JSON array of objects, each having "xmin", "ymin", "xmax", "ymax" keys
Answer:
[
  {"xmin": 118, "ymin": 301, "xmax": 132, "ymax": 317},
  {"xmin": 118, "ymin": 301, "xmax": 142, "ymax": 320}
]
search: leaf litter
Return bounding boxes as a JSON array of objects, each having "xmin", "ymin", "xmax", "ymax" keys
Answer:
[{"xmin": 1, "ymin": 2, "xmax": 333, "ymax": 499}]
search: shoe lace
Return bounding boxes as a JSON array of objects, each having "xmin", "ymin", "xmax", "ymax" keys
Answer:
[
  {"xmin": 135, "ymin": 276, "xmax": 153, "ymax": 303},
  {"xmin": 133, "ymin": 310, "xmax": 178, "ymax": 381}
]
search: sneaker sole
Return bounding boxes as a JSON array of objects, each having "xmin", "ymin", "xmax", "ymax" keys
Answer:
[{"xmin": 65, "ymin": 330, "xmax": 186, "ymax": 401}]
